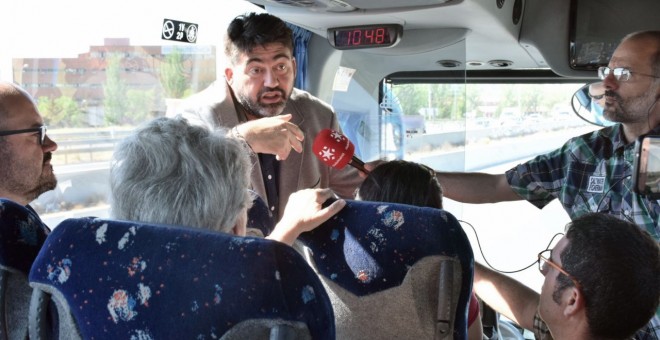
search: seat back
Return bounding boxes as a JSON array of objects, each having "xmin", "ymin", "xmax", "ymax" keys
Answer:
[
  {"xmin": 28, "ymin": 217, "xmax": 335, "ymax": 339},
  {"xmin": 298, "ymin": 200, "xmax": 474, "ymax": 340},
  {"xmin": 0, "ymin": 198, "xmax": 50, "ymax": 340}
]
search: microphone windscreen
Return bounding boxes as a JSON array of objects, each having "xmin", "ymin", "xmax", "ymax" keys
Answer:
[{"xmin": 313, "ymin": 129, "xmax": 356, "ymax": 170}]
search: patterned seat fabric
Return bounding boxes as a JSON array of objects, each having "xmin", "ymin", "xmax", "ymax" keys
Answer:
[
  {"xmin": 298, "ymin": 200, "xmax": 474, "ymax": 340},
  {"xmin": 29, "ymin": 217, "xmax": 335, "ymax": 339},
  {"xmin": 0, "ymin": 198, "xmax": 50, "ymax": 340}
]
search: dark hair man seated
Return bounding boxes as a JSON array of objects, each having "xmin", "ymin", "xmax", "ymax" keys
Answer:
[{"xmin": 474, "ymin": 213, "xmax": 660, "ymax": 340}]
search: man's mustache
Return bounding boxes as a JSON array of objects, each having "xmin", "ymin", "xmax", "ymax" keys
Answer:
[
  {"xmin": 43, "ymin": 152, "xmax": 52, "ymax": 163},
  {"xmin": 605, "ymin": 89, "xmax": 621, "ymax": 101},
  {"xmin": 259, "ymin": 87, "xmax": 285, "ymax": 98}
]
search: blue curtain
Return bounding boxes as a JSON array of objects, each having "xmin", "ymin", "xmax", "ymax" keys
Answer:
[{"xmin": 287, "ymin": 24, "xmax": 313, "ymax": 91}]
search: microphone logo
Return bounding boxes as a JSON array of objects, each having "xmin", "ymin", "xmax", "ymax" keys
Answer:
[
  {"xmin": 318, "ymin": 146, "xmax": 338, "ymax": 162},
  {"xmin": 313, "ymin": 129, "xmax": 354, "ymax": 169}
]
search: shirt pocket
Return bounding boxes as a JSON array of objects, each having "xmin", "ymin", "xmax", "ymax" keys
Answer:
[{"xmin": 564, "ymin": 161, "xmax": 606, "ymax": 214}]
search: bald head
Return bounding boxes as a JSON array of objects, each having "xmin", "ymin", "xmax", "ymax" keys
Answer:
[
  {"xmin": 622, "ymin": 31, "xmax": 660, "ymax": 75},
  {"xmin": 0, "ymin": 82, "xmax": 30, "ymax": 126},
  {"xmin": 0, "ymin": 81, "xmax": 57, "ymax": 205}
]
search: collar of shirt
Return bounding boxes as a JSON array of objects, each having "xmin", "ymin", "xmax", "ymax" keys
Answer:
[{"xmin": 596, "ymin": 123, "xmax": 660, "ymax": 155}]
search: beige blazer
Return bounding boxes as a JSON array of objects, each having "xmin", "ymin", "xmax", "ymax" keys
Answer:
[{"xmin": 178, "ymin": 81, "xmax": 363, "ymax": 221}]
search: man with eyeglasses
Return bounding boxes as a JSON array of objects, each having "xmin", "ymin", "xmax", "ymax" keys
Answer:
[
  {"xmin": 433, "ymin": 30, "xmax": 660, "ymax": 338},
  {"xmin": 0, "ymin": 81, "xmax": 58, "ymax": 207},
  {"xmin": 437, "ymin": 30, "xmax": 660, "ymax": 239},
  {"xmin": 474, "ymin": 213, "xmax": 660, "ymax": 340}
]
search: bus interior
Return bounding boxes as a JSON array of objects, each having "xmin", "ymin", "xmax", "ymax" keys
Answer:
[{"xmin": 1, "ymin": 0, "xmax": 659, "ymax": 338}]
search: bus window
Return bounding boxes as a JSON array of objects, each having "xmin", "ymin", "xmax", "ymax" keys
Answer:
[
  {"xmin": 0, "ymin": 0, "xmax": 263, "ymax": 227},
  {"xmin": 389, "ymin": 81, "xmax": 598, "ymax": 289}
]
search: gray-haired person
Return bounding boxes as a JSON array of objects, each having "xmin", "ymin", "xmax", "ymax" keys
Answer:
[{"xmin": 110, "ymin": 116, "xmax": 345, "ymax": 246}]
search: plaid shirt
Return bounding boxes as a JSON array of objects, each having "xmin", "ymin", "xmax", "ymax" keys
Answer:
[
  {"xmin": 533, "ymin": 312, "xmax": 659, "ymax": 340},
  {"xmin": 508, "ymin": 124, "xmax": 660, "ymax": 338},
  {"xmin": 506, "ymin": 124, "xmax": 660, "ymax": 241}
]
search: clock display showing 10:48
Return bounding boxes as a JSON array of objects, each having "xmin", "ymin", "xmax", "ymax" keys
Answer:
[{"xmin": 329, "ymin": 24, "xmax": 402, "ymax": 49}]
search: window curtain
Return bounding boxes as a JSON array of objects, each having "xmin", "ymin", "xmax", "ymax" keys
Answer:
[{"xmin": 287, "ymin": 24, "xmax": 313, "ymax": 91}]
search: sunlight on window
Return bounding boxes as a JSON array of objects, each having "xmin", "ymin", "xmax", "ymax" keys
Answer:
[{"xmin": 0, "ymin": 0, "xmax": 263, "ymax": 226}]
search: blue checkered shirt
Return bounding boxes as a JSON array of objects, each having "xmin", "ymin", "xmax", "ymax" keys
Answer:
[
  {"xmin": 510, "ymin": 124, "xmax": 660, "ymax": 339},
  {"xmin": 506, "ymin": 124, "xmax": 660, "ymax": 241}
]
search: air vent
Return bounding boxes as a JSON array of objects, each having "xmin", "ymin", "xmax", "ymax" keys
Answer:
[
  {"xmin": 268, "ymin": 0, "xmax": 315, "ymax": 6},
  {"xmin": 264, "ymin": 0, "xmax": 356, "ymax": 11},
  {"xmin": 488, "ymin": 59, "xmax": 513, "ymax": 67},
  {"xmin": 496, "ymin": 0, "xmax": 504, "ymax": 9},
  {"xmin": 437, "ymin": 60, "xmax": 462, "ymax": 67}
]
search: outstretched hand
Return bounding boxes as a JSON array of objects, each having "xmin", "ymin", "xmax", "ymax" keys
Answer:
[
  {"xmin": 236, "ymin": 114, "xmax": 304, "ymax": 160},
  {"xmin": 267, "ymin": 188, "xmax": 346, "ymax": 246}
]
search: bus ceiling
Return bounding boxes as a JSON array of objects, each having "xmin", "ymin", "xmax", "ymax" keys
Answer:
[{"xmin": 246, "ymin": 0, "xmax": 660, "ymax": 79}]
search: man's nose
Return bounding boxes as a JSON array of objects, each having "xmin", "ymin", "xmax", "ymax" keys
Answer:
[
  {"xmin": 42, "ymin": 135, "xmax": 58, "ymax": 152},
  {"xmin": 602, "ymin": 70, "xmax": 619, "ymax": 90},
  {"xmin": 264, "ymin": 70, "xmax": 279, "ymax": 87}
]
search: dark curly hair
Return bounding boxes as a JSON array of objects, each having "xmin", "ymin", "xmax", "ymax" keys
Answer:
[{"xmin": 224, "ymin": 12, "xmax": 294, "ymax": 65}]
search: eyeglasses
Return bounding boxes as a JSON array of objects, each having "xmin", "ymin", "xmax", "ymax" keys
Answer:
[
  {"xmin": 598, "ymin": 66, "xmax": 660, "ymax": 82},
  {"xmin": 537, "ymin": 249, "xmax": 582, "ymax": 291},
  {"xmin": 0, "ymin": 125, "xmax": 48, "ymax": 145}
]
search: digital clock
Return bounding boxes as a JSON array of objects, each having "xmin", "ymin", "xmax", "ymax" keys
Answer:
[{"xmin": 328, "ymin": 24, "xmax": 403, "ymax": 50}]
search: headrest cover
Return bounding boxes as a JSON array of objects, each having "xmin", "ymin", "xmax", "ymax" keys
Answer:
[
  {"xmin": 299, "ymin": 200, "xmax": 473, "ymax": 296},
  {"xmin": 29, "ymin": 217, "xmax": 334, "ymax": 339}
]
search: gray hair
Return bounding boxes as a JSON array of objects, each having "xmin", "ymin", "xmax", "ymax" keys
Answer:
[{"xmin": 110, "ymin": 116, "xmax": 253, "ymax": 233}]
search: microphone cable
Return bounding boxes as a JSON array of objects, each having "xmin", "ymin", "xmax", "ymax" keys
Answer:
[
  {"xmin": 459, "ymin": 219, "xmax": 564, "ymax": 274},
  {"xmin": 595, "ymin": 174, "xmax": 634, "ymax": 223}
]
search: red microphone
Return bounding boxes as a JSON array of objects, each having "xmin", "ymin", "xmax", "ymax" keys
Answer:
[{"xmin": 313, "ymin": 129, "xmax": 369, "ymax": 174}]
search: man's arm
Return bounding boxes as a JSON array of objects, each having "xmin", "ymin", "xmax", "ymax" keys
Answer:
[
  {"xmin": 473, "ymin": 262, "xmax": 539, "ymax": 331},
  {"xmin": 436, "ymin": 172, "xmax": 521, "ymax": 203}
]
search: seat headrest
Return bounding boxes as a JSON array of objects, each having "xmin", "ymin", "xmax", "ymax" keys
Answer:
[
  {"xmin": 298, "ymin": 200, "xmax": 473, "ymax": 296},
  {"xmin": 0, "ymin": 198, "xmax": 49, "ymax": 274},
  {"xmin": 29, "ymin": 217, "xmax": 334, "ymax": 339}
]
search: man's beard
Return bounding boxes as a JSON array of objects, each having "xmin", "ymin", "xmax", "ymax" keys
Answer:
[
  {"xmin": 237, "ymin": 87, "xmax": 288, "ymax": 119},
  {"xmin": 28, "ymin": 152, "xmax": 57, "ymax": 201},
  {"xmin": 603, "ymin": 89, "xmax": 655, "ymax": 123},
  {"xmin": 0, "ymin": 150, "xmax": 57, "ymax": 202}
]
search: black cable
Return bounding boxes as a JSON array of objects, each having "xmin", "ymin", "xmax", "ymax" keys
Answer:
[
  {"xmin": 461, "ymin": 176, "xmax": 633, "ymax": 273},
  {"xmin": 459, "ymin": 219, "xmax": 564, "ymax": 274},
  {"xmin": 595, "ymin": 175, "xmax": 633, "ymax": 222}
]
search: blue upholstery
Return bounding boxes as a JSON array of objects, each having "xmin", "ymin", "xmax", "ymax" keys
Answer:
[
  {"xmin": 0, "ymin": 199, "xmax": 49, "ymax": 274},
  {"xmin": 246, "ymin": 190, "xmax": 275, "ymax": 237},
  {"xmin": 29, "ymin": 217, "xmax": 335, "ymax": 339},
  {"xmin": 0, "ymin": 198, "xmax": 50, "ymax": 340},
  {"xmin": 298, "ymin": 200, "xmax": 474, "ymax": 339}
]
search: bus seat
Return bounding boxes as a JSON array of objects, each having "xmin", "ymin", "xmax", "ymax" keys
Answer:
[
  {"xmin": 298, "ymin": 200, "xmax": 474, "ymax": 340},
  {"xmin": 28, "ymin": 217, "xmax": 335, "ymax": 340},
  {"xmin": 246, "ymin": 190, "xmax": 275, "ymax": 238},
  {"xmin": 0, "ymin": 198, "xmax": 50, "ymax": 340}
]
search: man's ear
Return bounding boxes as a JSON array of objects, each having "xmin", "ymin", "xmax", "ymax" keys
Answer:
[
  {"xmin": 225, "ymin": 67, "xmax": 234, "ymax": 85},
  {"xmin": 563, "ymin": 286, "xmax": 585, "ymax": 317}
]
